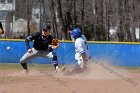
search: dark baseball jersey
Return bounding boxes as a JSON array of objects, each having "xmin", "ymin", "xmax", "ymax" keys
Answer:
[{"xmin": 26, "ymin": 32, "xmax": 53, "ymax": 50}]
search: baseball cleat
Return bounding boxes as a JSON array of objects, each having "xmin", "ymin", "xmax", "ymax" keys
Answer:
[
  {"xmin": 61, "ymin": 66, "xmax": 66, "ymax": 72},
  {"xmin": 55, "ymin": 67, "xmax": 66, "ymax": 73},
  {"xmin": 55, "ymin": 68, "xmax": 60, "ymax": 73},
  {"xmin": 20, "ymin": 69, "xmax": 29, "ymax": 74}
]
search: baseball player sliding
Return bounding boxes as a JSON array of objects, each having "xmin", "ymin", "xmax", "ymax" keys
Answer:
[
  {"xmin": 70, "ymin": 28, "xmax": 90, "ymax": 73},
  {"xmin": 0, "ymin": 22, "xmax": 4, "ymax": 34},
  {"xmin": 20, "ymin": 23, "xmax": 62, "ymax": 73}
]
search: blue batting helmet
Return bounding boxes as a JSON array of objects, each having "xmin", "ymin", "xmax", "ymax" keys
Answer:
[{"xmin": 71, "ymin": 28, "xmax": 82, "ymax": 39}]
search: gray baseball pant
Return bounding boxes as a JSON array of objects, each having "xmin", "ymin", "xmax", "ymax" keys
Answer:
[{"xmin": 20, "ymin": 48, "xmax": 58, "ymax": 70}]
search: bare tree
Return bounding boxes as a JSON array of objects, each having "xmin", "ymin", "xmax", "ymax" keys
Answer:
[
  {"xmin": 2, "ymin": 0, "xmax": 140, "ymax": 41},
  {"xmin": 81, "ymin": 0, "xmax": 85, "ymax": 33},
  {"xmin": 117, "ymin": 0, "xmax": 125, "ymax": 41},
  {"xmin": 26, "ymin": 0, "xmax": 32, "ymax": 36},
  {"xmin": 129, "ymin": 0, "xmax": 137, "ymax": 41},
  {"xmin": 49, "ymin": 0, "xmax": 58, "ymax": 38},
  {"xmin": 51, "ymin": 0, "xmax": 66, "ymax": 39}
]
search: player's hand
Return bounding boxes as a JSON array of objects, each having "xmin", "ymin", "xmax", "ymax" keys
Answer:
[
  {"xmin": 51, "ymin": 45, "xmax": 58, "ymax": 49},
  {"xmin": 28, "ymin": 49, "xmax": 32, "ymax": 53}
]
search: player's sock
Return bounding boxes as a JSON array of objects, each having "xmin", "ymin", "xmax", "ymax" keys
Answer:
[
  {"xmin": 21, "ymin": 63, "xmax": 28, "ymax": 70},
  {"xmin": 53, "ymin": 56, "xmax": 59, "ymax": 70},
  {"xmin": 53, "ymin": 63, "xmax": 58, "ymax": 70}
]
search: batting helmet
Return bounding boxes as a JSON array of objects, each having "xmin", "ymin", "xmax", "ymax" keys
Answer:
[
  {"xmin": 71, "ymin": 28, "xmax": 82, "ymax": 39},
  {"xmin": 42, "ymin": 23, "xmax": 51, "ymax": 31}
]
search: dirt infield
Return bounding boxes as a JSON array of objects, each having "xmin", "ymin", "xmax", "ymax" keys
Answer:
[{"xmin": 0, "ymin": 63, "xmax": 139, "ymax": 93}]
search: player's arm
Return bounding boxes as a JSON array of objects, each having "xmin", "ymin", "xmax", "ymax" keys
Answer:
[
  {"xmin": 48, "ymin": 36, "xmax": 53, "ymax": 51},
  {"xmin": 0, "ymin": 22, "xmax": 4, "ymax": 34},
  {"xmin": 25, "ymin": 32, "xmax": 40, "ymax": 53}
]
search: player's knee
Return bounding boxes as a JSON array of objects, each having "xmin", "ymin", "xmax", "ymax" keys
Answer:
[
  {"xmin": 53, "ymin": 56, "xmax": 57, "ymax": 61},
  {"xmin": 52, "ymin": 52, "xmax": 56, "ymax": 56},
  {"xmin": 53, "ymin": 56, "xmax": 58, "ymax": 65},
  {"xmin": 20, "ymin": 58, "xmax": 25, "ymax": 63}
]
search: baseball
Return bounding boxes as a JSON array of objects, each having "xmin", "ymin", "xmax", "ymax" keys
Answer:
[{"xmin": 6, "ymin": 46, "xmax": 11, "ymax": 50}]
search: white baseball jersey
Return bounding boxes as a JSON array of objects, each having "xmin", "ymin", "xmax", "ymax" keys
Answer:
[{"xmin": 74, "ymin": 35, "xmax": 90, "ymax": 65}]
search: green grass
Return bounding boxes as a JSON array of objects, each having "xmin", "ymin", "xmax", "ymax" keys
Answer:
[
  {"xmin": 114, "ymin": 66, "xmax": 140, "ymax": 73},
  {"xmin": 0, "ymin": 63, "xmax": 140, "ymax": 73},
  {"xmin": 0, "ymin": 63, "xmax": 54, "ymax": 70},
  {"xmin": 0, "ymin": 63, "xmax": 21, "ymax": 69},
  {"xmin": 123, "ymin": 67, "xmax": 140, "ymax": 73}
]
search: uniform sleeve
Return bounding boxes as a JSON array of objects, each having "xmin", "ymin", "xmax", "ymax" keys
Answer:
[
  {"xmin": 48, "ymin": 35, "xmax": 53, "ymax": 52},
  {"xmin": 25, "ymin": 32, "xmax": 41, "ymax": 50},
  {"xmin": 49, "ymin": 35, "xmax": 53, "ymax": 45}
]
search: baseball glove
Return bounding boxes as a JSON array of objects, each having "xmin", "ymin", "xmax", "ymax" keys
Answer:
[{"xmin": 51, "ymin": 39, "xmax": 59, "ymax": 49}]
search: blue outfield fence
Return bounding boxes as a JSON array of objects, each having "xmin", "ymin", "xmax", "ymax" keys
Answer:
[{"xmin": 0, "ymin": 40, "xmax": 140, "ymax": 66}]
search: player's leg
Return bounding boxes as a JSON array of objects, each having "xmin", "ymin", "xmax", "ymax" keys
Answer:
[
  {"xmin": 20, "ymin": 48, "xmax": 38, "ymax": 73},
  {"xmin": 72, "ymin": 53, "xmax": 87, "ymax": 72},
  {"xmin": 71, "ymin": 59, "xmax": 84, "ymax": 73},
  {"xmin": 42, "ymin": 51, "xmax": 62, "ymax": 72},
  {"xmin": 46, "ymin": 51, "xmax": 59, "ymax": 72}
]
